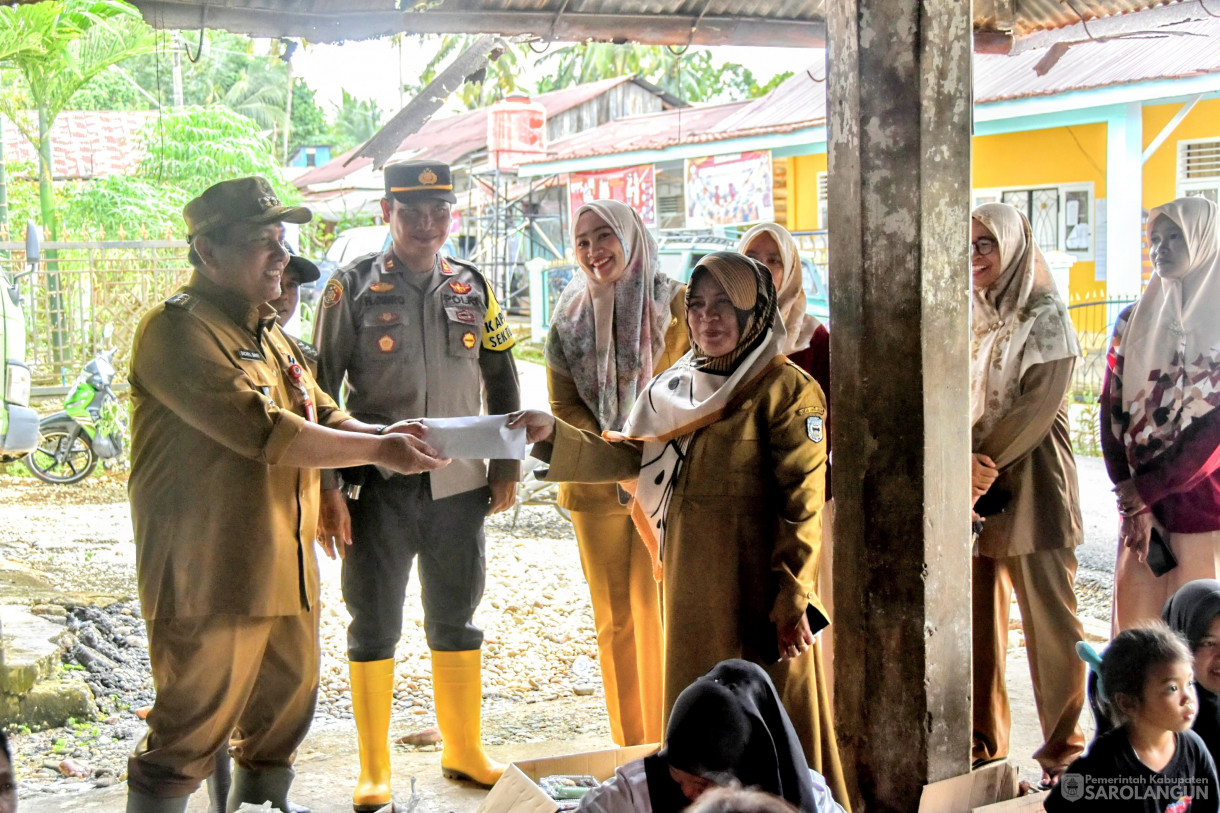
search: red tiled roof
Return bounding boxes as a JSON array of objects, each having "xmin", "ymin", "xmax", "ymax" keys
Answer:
[
  {"xmin": 2, "ymin": 111, "xmax": 154, "ymax": 179},
  {"xmin": 293, "ymin": 76, "xmax": 644, "ymax": 189}
]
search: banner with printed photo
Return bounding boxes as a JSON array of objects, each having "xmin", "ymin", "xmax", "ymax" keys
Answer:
[
  {"xmin": 684, "ymin": 151, "xmax": 774, "ymax": 228},
  {"xmin": 568, "ymin": 164, "xmax": 657, "ymax": 227}
]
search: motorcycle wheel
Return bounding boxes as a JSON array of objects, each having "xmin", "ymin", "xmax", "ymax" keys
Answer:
[{"xmin": 24, "ymin": 419, "xmax": 99, "ymax": 485}]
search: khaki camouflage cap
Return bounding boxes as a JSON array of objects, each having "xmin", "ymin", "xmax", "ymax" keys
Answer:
[{"xmin": 184, "ymin": 176, "xmax": 311, "ymax": 240}]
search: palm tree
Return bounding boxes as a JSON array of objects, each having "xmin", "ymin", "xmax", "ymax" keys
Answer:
[{"xmin": 0, "ymin": 0, "xmax": 154, "ymax": 365}]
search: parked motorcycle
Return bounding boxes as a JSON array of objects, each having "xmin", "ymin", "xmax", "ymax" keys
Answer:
[{"xmin": 24, "ymin": 345, "xmax": 125, "ymax": 484}]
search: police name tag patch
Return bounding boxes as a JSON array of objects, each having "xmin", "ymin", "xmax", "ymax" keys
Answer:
[
  {"xmin": 806, "ymin": 416, "xmax": 824, "ymax": 443},
  {"xmin": 236, "ymin": 349, "xmax": 263, "ymax": 361}
]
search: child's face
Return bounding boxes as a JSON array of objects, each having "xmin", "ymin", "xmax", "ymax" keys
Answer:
[
  {"xmin": 1194, "ymin": 616, "xmax": 1220, "ymax": 694},
  {"xmin": 0, "ymin": 752, "xmax": 15, "ymax": 813},
  {"xmin": 1132, "ymin": 659, "xmax": 1198, "ymax": 734}
]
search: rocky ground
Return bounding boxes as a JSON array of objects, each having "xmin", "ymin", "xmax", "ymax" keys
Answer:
[{"xmin": 0, "ymin": 471, "xmax": 614, "ymax": 801}]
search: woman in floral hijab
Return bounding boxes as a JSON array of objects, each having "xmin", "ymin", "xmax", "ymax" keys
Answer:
[{"xmin": 544, "ymin": 199, "xmax": 686, "ymax": 747}]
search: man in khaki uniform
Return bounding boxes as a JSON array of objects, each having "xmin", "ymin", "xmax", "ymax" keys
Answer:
[
  {"xmin": 126, "ymin": 177, "xmax": 448, "ymax": 813},
  {"xmin": 313, "ymin": 160, "xmax": 520, "ymax": 809}
]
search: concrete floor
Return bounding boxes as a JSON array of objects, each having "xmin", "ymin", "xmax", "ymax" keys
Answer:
[{"xmin": 21, "ymin": 640, "xmax": 1084, "ymax": 813}]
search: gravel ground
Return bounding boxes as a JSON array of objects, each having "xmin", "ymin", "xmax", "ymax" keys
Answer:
[{"xmin": 0, "ymin": 472, "xmax": 612, "ymax": 799}]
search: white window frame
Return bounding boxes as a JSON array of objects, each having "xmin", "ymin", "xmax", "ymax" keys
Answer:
[
  {"xmin": 1177, "ymin": 137, "xmax": 1220, "ymax": 202},
  {"xmin": 971, "ymin": 182, "xmax": 1095, "ymax": 261},
  {"xmin": 816, "ymin": 171, "xmax": 828, "ymax": 230}
]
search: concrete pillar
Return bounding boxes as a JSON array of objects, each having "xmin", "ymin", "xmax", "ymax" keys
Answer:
[
  {"xmin": 825, "ymin": 0, "xmax": 974, "ymax": 807},
  {"xmin": 1105, "ymin": 103, "xmax": 1144, "ymax": 297}
]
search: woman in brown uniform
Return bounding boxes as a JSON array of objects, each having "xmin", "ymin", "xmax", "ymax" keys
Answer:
[
  {"xmin": 969, "ymin": 203, "xmax": 1086, "ymax": 788},
  {"xmin": 546, "ymin": 199, "xmax": 687, "ymax": 746},
  {"xmin": 513, "ymin": 252, "xmax": 849, "ymax": 810}
]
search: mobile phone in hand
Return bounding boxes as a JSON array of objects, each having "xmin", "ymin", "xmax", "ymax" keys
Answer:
[{"xmin": 1146, "ymin": 527, "xmax": 1178, "ymax": 577}]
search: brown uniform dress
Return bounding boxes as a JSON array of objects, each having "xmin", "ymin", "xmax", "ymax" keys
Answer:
[
  {"xmin": 972, "ymin": 357, "xmax": 1086, "ymax": 774},
  {"xmin": 127, "ymin": 272, "xmax": 350, "ymax": 797},
  {"xmin": 540, "ymin": 359, "xmax": 850, "ymax": 810},
  {"xmin": 546, "ymin": 291, "xmax": 689, "ymax": 747}
]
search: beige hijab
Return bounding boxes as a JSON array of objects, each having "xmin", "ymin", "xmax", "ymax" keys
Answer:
[
  {"xmin": 608, "ymin": 253, "xmax": 786, "ymax": 577},
  {"xmin": 970, "ymin": 203, "xmax": 1080, "ymax": 445},
  {"xmin": 1109, "ymin": 197, "xmax": 1220, "ymax": 470},
  {"xmin": 737, "ymin": 223, "xmax": 819, "ymax": 355}
]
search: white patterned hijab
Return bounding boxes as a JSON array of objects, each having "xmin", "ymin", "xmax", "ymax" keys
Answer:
[
  {"xmin": 545, "ymin": 200, "xmax": 681, "ymax": 432},
  {"xmin": 970, "ymin": 203, "xmax": 1080, "ymax": 445},
  {"xmin": 1109, "ymin": 197, "xmax": 1220, "ymax": 470}
]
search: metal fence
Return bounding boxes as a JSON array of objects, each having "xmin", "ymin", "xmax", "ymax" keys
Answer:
[
  {"xmin": 1066, "ymin": 297, "xmax": 1137, "ymax": 399},
  {"xmin": 0, "ymin": 239, "xmax": 191, "ymax": 392}
]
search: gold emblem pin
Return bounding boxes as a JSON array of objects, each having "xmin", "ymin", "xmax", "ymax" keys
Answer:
[
  {"xmin": 378, "ymin": 335, "xmax": 397, "ymax": 353},
  {"xmin": 369, "ymin": 282, "xmax": 394, "ymax": 293},
  {"xmin": 419, "ymin": 168, "xmax": 438, "ymax": 186},
  {"xmin": 377, "ymin": 312, "xmax": 397, "ymax": 323},
  {"xmin": 461, "ymin": 331, "xmax": 477, "ymax": 349}
]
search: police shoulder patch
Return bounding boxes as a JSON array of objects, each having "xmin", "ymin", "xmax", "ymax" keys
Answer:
[
  {"xmin": 322, "ymin": 278, "xmax": 344, "ymax": 309},
  {"xmin": 165, "ymin": 292, "xmax": 196, "ymax": 310}
]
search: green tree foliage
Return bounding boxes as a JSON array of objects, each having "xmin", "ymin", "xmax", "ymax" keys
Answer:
[
  {"xmin": 63, "ymin": 106, "xmax": 294, "ymax": 237},
  {"xmin": 0, "ymin": 0, "xmax": 155, "ymax": 239},
  {"xmin": 328, "ymin": 90, "xmax": 383, "ymax": 153},
  {"xmin": 289, "ymin": 80, "xmax": 328, "ymax": 154},
  {"xmin": 534, "ymin": 43, "xmax": 791, "ymax": 104}
]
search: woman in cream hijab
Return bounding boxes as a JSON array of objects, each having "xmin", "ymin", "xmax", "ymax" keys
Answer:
[
  {"xmin": 1106, "ymin": 197, "xmax": 1220, "ymax": 630},
  {"xmin": 969, "ymin": 203, "xmax": 1085, "ymax": 788},
  {"xmin": 518, "ymin": 253, "xmax": 850, "ymax": 809},
  {"xmin": 738, "ymin": 223, "xmax": 829, "ymax": 396},
  {"xmin": 545, "ymin": 199, "xmax": 686, "ymax": 746}
]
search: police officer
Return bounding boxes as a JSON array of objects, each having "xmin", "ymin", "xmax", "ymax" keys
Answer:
[
  {"xmin": 313, "ymin": 160, "xmax": 521, "ymax": 809},
  {"xmin": 126, "ymin": 177, "xmax": 448, "ymax": 813},
  {"xmin": 271, "ymin": 253, "xmax": 322, "ymax": 374}
]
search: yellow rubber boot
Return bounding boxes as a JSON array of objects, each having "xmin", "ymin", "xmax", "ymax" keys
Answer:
[
  {"xmin": 349, "ymin": 659, "xmax": 395, "ymax": 811},
  {"xmin": 431, "ymin": 649, "xmax": 505, "ymax": 788}
]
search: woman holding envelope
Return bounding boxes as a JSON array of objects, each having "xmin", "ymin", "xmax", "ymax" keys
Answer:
[
  {"xmin": 544, "ymin": 199, "xmax": 688, "ymax": 747},
  {"xmin": 515, "ymin": 251, "xmax": 849, "ymax": 809}
]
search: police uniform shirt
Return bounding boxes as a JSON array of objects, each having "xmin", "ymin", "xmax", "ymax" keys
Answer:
[
  {"xmin": 128, "ymin": 272, "xmax": 351, "ymax": 620},
  {"xmin": 313, "ymin": 250, "xmax": 518, "ymax": 500}
]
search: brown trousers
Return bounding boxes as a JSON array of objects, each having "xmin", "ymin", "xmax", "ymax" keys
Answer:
[
  {"xmin": 972, "ymin": 547, "xmax": 1085, "ymax": 771},
  {"xmin": 128, "ymin": 608, "xmax": 320, "ymax": 797},
  {"xmin": 570, "ymin": 511, "xmax": 665, "ymax": 746}
]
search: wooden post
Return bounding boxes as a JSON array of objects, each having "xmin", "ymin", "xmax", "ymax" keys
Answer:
[{"xmin": 826, "ymin": 0, "xmax": 974, "ymax": 808}]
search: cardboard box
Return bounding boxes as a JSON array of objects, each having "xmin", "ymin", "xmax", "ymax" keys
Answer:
[{"xmin": 477, "ymin": 744, "xmax": 659, "ymax": 813}]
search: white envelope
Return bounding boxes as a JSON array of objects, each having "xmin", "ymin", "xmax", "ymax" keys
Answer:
[{"xmin": 420, "ymin": 414, "xmax": 527, "ymax": 460}]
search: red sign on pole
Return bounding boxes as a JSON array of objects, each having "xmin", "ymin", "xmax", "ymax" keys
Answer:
[{"xmin": 568, "ymin": 165, "xmax": 657, "ymax": 227}]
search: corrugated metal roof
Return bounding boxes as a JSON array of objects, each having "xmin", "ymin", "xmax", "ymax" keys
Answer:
[
  {"xmin": 129, "ymin": 0, "xmax": 1199, "ymax": 46},
  {"xmin": 2, "ymin": 111, "xmax": 154, "ymax": 180},
  {"xmin": 527, "ymin": 13, "xmax": 1219, "ymax": 164},
  {"xmin": 293, "ymin": 76, "xmax": 659, "ymax": 189},
  {"xmin": 975, "ymin": 15, "xmax": 1220, "ymax": 101}
]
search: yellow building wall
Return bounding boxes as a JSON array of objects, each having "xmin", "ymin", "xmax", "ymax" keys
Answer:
[
  {"xmin": 973, "ymin": 124, "xmax": 1108, "ymax": 303},
  {"xmin": 786, "ymin": 153, "xmax": 828, "ymax": 232},
  {"xmin": 1142, "ymin": 97, "xmax": 1220, "ymax": 211}
]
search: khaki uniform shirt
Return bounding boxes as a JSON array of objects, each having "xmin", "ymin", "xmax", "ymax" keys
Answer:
[
  {"xmin": 128, "ymin": 273, "xmax": 350, "ymax": 620},
  {"xmin": 313, "ymin": 251, "xmax": 519, "ymax": 500}
]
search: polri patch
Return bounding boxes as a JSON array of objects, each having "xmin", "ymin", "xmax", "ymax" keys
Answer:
[
  {"xmin": 806, "ymin": 416, "xmax": 824, "ymax": 443},
  {"xmin": 236, "ymin": 349, "xmax": 264, "ymax": 362},
  {"xmin": 322, "ymin": 278, "xmax": 344, "ymax": 308}
]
